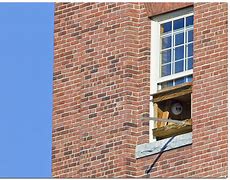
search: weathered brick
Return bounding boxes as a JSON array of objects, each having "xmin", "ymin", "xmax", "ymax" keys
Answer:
[
  {"xmin": 88, "ymin": 113, "xmax": 97, "ymax": 118},
  {"xmin": 85, "ymin": 48, "xmax": 94, "ymax": 53},
  {"xmin": 123, "ymin": 122, "xmax": 137, "ymax": 128},
  {"xmin": 85, "ymin": 92, "xmax": 93, "ymax": 97},
  {"xmin": 89, "ymin": 104, "xmax": 97, "ymax": 109}
]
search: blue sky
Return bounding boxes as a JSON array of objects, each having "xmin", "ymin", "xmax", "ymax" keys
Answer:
[{"xmin": 0, "ymin": 3, "xmax": 54, "ymax": 177}]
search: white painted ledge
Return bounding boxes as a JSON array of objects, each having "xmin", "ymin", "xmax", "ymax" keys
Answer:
[{"xmin": 136, "ymin": 132, "xmax": 192, "ymax": 159}]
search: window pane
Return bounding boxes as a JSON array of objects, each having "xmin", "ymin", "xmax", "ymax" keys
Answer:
[
  {"xmin": 161, "ymin": 80, "xmax": 173, "ymax": 89},
  {"xmin": 188, "ymin": 43, "xmax": 193, "ymax": 57},
  {"xmin": 175, "ymin": 60, "xmax": 184, "ymax": 73},
  {"xmin": 186, "ymin": 75, "xmax": 193, "ymax": 82},
  {"xmin": 188, "ymin": 30, "xmax": 193, "ymax": 42},
  {"xmin": 162, "ymin": 36, "xmax": 171, "ymax": 49},
  {"xmin": 161, "ymin": 49, "xmax": 171, "ymax": 64},
  {"xmin": 173, "ymin": 18, "xmax": 184, "ymax": 30},
  {"xmin": 175, "ymin": 32, "xmax": 184, "ymax": 46},
  {"xmin": 161, "ymin": 21, "xmax": 172, "ymax": 33},
  {"xmin": 175, "ymin": 46, "xmax": 184, "ymax": 60},
  {"xmin": 161, "ymin": 64, "xmax": 171, "ymax": 77},
  {"xmin": 188, "ymin": 57, "xmax": 193, "ymax": 70},
  {"xmin": 186, "ymin": 15, "xmax": 194, "ymax": 26},
  {"xmin": 175, "ymin": 77, "xmax": 186, "ymax": 85}
]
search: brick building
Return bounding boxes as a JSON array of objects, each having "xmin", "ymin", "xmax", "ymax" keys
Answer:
[{"xmin": 52, "ymin": 2, "xmax": 228, "ymax": 178}]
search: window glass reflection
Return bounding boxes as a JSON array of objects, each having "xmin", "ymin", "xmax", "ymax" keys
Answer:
[
  {"xmin": 175, "ymin": 33, "xmax": 184, "ymax": 46},
  {"xmin": 186, "ymin": 15, "xmax": 194, "ymax": 27},
  {"xmin": 161, "ymin": 50, "xmax": 171, "ymax": 64},
  {"xmin": 175, "ymin": 46, "xmax": 184, "ymax": 60},
  {"xmin": 175, "ymin": 60, "xmax": 184, "ymax": 73},
  {"xmin": 162, "ymin": 36, "xmax": 171, "ymax": 49},
  {"xmin": 161, "ymin": 64, "xmax": 171, "ymax": 77},
  {"xmin": 188, "ymin": 57, "xmax": 193, "ymax": 70},
  {"xmin": 161, "ymin": 22, "xmax": 172, "ymax": 33},
  {"xmin": 173, "ymin": 18, "xmax": 184, "ymax": 30},
  {"xmin": 188, "ymin": 30, "xmax": 193, "ymax": 42},
  {"xmin": 161, "ymin": 80, "xmax": 173, "ymax": 89},
  {"xmin": 187, "ymin": 75, "xmax": 193, "ymax": 82},
  {"xmin": 188, "ymin": 43, "xmax": 193, "ymax": 57},
  {"xmin": 175, "ymin": 77, "xmax": 186, "ymax": 85}
]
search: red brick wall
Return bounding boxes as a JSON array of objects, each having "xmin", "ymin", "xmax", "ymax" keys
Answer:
[
  {"xmin": 52, "ymin": 3, "xmax": 151, "ymax": 177},
  {"xmin": 191, "ymin": 2, "xmax": 228, "ymax": 177},
  {"xmin": 52, "ymin": 2, "xmax": 228, "ymax": 178}
]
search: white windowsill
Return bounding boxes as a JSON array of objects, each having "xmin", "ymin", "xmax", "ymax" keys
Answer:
[{"xmin": 135, "ymin": 132, "xmax": 192, "ymax": 159}]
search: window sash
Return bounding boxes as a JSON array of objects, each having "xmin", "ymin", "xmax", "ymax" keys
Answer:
[{"xmin": 159, "ymin": 14, "xmax": 194, "ymax": 81}]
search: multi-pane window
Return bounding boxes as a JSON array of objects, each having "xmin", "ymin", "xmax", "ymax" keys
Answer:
[
  {"xmin": 150, "ymin": 9, "xmax": 194, "ymax": 142},
  {"xmin": 158, "ymin": 14, "xmax": 194, "ymax": 89}
]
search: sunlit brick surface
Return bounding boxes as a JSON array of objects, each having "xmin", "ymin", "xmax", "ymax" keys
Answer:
[{"xmin": 52, "ymin": 3, "xmax": 227, "ymax": 178}]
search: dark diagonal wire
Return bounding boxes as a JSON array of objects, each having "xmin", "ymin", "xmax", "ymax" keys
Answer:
[{"xmin": 145, "ymin": 136, "xmax": 175, "ymax": 174}]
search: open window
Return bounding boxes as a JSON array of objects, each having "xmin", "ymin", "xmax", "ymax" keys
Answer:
[
  {"xmin": 149, "ymin": 7, "xmax": 193, "ymax": 142},
  {"xmin": 152, "ymin": 82, "xmax": 192, "ymax": 140}
]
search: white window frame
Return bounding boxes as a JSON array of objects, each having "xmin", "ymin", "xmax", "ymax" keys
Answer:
[{"xmin": 149, "ymin": 7, "xmax": 193, "ymax": 142}]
